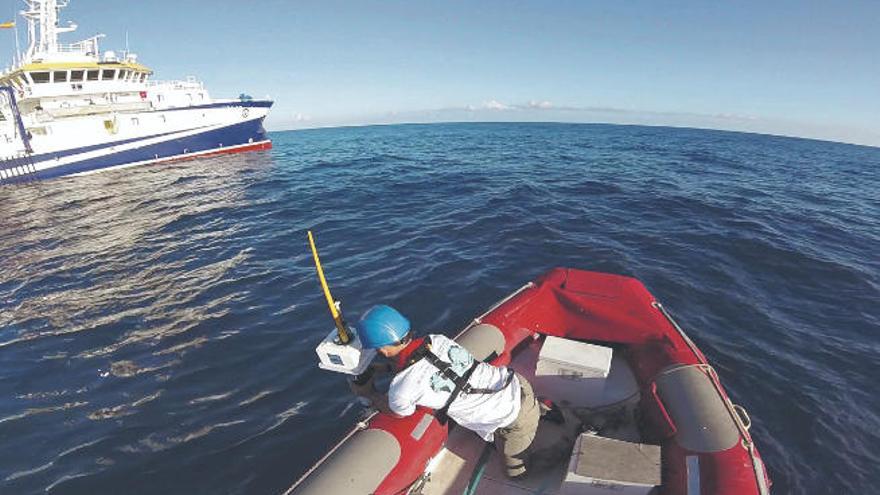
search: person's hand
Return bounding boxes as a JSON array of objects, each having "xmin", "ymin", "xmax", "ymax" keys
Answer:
[
  {"xmin": 368, "ymin": 361, "xmax": 394, "ymax": 375},
  {"xmin": 348, "ymin": 374, "xmax": 376, "ymax": 398}
]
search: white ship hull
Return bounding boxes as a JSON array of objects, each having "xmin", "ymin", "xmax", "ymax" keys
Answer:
[{"xmin": 0, "ymin": 100, "xmax": 272, "ymax": 183}]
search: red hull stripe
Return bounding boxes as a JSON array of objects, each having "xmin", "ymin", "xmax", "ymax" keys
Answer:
[{"xmin": 160, "ymin": 140, "xmax": 272, "ymax": 164}]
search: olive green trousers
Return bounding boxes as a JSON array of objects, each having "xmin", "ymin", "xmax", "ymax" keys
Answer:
[{"xmin": 494, "ymin": 373, "xmax": 540, "ymax": 477}]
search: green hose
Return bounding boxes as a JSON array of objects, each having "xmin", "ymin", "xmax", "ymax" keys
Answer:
[{"xmin": 462, "ymin": 442, "xmax": 494, "ymax": 495}]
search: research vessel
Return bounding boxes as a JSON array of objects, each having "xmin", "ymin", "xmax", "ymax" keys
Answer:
[{"xmin": 0, "ymin": 0, "xmax": 272, "ymax": 185}]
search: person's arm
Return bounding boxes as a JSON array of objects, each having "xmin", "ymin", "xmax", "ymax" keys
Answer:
[
  {"xmin": 385, "ymin": 368, "xmax": 430, "ymax": 419},
  {"xmin": 386, "ymin": 387, "xmax": 417, "ymax": 417},
  {"xmin": 348, "ymin": 364, "xmax": 409, "ymax": 417},
  {"xmin": 366, "ymin": 391, "xmax": 401, "ymax": 417}
]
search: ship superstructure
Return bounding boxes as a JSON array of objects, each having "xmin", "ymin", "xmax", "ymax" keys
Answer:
[{"xmin": 0, "ymin": 0, "xmax": 272, "ymax": 184}]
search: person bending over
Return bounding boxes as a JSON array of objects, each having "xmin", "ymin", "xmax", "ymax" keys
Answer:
[{"xmin": 350, "ymin": 305, "xmax": 540, "ymax": 479}]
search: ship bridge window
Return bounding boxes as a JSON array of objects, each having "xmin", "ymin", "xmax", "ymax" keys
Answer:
[
  {"xmin": 87, "ymin": 70, "xmax": 99, "ymax": 81},
  {"xmin": 120, "ymin": 70, "xmax": 129, "ymax": 81},
  {"xmin": 101, "ymin": 69, "xmax": 117, "ymax": 80},
  {"xmin": 70, "ymin": 70, "xmax": 84, "ymax": 82},
  {"xmin": 53, "ymin": 71, "xmax": 68, "ymax": 83},
  {"xmin": 30, "ymin": 72, "xmax": 50, "ymax": 84}
]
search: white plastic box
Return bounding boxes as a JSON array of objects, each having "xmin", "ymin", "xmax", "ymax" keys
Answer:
[
  {"xmin": 531, "ymin": 336, "xmax": 615, "ymax": 408},
  {"xmin": 561, "ymin": 433, "xmax": 662, "ymax": 495},
  {"xmin": 315, "ymin": 328, "xmax": 376, "ymax": 375},
  {"xmin": 536, "ymin": 335, "xmax": 613, "ymax": 378}
]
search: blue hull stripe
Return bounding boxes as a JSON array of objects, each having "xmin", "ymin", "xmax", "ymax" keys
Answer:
[
  {"xmin": 12, "ymin": 127, "xmax": 209, "ymax": 165},
  {"xmin": 31, "ymin": 117, "xmax": 269, "ymax": 180}
]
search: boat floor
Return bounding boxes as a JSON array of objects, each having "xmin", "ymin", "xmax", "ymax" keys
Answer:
[{"xmin": 420, "ymin": 337, "xmax": 641, "ymax": 495}]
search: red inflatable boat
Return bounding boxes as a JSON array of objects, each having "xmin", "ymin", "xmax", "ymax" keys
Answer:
[{"xmin": 287, "ymin": 268, "xmax": 771, "ymax": 495}]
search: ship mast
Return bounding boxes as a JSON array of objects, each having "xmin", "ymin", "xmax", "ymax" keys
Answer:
[{"xmin": 20, "ymin": 0, "xmax": 80, "ymax": 62}]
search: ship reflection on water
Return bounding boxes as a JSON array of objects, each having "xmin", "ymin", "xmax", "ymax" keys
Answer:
[{"xmin": 2, "ymin": 151, "xmax": 275, "ymax": 347}]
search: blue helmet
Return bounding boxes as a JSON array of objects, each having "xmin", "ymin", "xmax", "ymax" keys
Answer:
[{"xmin": 358, "ymin": 305, "xmax": 411, "ymax": 349}]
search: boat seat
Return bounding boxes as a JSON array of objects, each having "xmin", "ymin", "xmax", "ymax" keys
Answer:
[
  {"xmin": 455, "ymin": 323, "xmax": 506, "ymax": 362},
  {"xmin": 652, "ymin": 364, "xmax": 740, "ymax": 452},
  {"xmin": 291, "ymin": 429, "xmax": 400, "ymax": 495}
]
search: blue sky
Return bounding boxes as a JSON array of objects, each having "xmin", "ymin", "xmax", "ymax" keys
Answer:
[{"xmin": 2, "ymin": 0, "xmax": 878, "ymax": 146}]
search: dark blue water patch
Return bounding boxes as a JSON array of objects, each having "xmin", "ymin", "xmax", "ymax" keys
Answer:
[{"xmin": 1, "ymin": 122, "xmax": 879, "ymax": 494}]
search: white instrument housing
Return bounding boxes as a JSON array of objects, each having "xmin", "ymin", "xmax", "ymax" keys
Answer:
[{"xmin": 315, "ymin": 328, "xmax": 376, "ymax": 375}]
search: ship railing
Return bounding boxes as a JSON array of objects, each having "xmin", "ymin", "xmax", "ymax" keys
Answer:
[
  {"xmin": 55, "ymin": 35, "xmax": 104, "ymax": 56},
  {"xmin": 0, "ymin": 151, "xmax": 38, "ymax": 186},
  {"xmin": 55, "ymin": 44, "xmax": 96, "ymax": 56}
]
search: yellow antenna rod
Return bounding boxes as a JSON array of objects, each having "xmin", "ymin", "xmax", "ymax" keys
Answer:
[{"xmin": 307, "ymin": 230, "xmax": 351, "ymax": 344}]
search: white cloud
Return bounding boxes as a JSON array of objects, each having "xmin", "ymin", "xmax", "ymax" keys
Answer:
[
  {"xmin": 713, "ymin": 112, "xmax": 758, "ymax": 121},
  {"xmin": 463, "ymin": 99, "xmax": 552, "ymax": 111},
  {"xmin": 527, "ymin": 100, "xmax": 553, "ymax": 109},
  {"xmin": 482, "ymin": 99, "xmax": 512, "ymax": 111}
]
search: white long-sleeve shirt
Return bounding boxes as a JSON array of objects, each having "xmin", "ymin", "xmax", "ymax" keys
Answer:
[{"xmin": 387, "ymin": 334, "xmax": 521, "ymax": 441}]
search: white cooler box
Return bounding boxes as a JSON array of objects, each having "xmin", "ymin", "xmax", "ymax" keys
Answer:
[
  {"xmin": 532, "ymin": 336, "xmax": 614, "ymax": 407},
  {"xmin": 561, "ymin": 433, "xmax": 662, "ymax": 495},
  {"xmin": 536, "ymin": 336, "xmax": 613, "ymax": 378}
]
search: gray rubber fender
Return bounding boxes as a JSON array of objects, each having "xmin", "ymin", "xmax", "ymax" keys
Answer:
[
  {"xmin": 290, "ymin": 428, "xmax": 401, "ymax": 495},
  {"xmin": 455, "ymin": 323, "xmax": 506, "ymax": 362},
  {"xmin": 654, "ymin": 365, "xmax": 740, "ymax": 453}
]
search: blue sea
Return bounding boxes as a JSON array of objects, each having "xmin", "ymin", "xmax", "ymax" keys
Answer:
[{"xmin": 1, "ymin": 123, "xmax": 878, "ymax": 494}]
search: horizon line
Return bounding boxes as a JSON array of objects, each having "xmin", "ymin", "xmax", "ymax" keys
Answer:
[{"xmin": 266, "ymin": 120, "xmax": 880, "ymax": 151}]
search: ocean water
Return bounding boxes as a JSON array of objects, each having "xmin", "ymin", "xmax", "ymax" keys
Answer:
[{"xmin": 1, "ymin": 123, "xmax": 878, "ymax": 494}]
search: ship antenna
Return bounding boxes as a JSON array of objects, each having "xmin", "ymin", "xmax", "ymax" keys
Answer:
[{"xmin": 13, "ymin": 15, "xmax": 21, "ymax": 66}]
